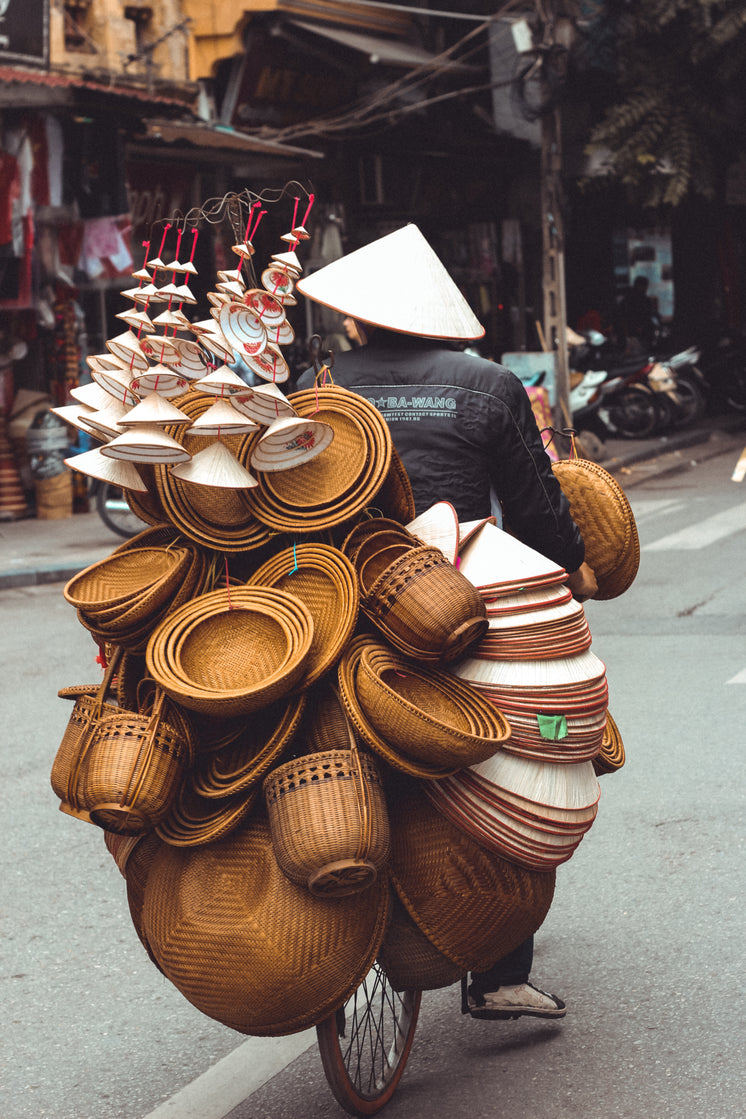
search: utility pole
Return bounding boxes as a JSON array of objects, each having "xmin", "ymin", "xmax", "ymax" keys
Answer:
[{"xmin": 540, "ymin": 102, "xmax": 571, "ymax": 431}]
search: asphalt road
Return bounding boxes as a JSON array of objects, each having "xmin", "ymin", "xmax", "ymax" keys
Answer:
[{"xmin": 3, "ymin": 443, "xmax": 745, "ymax": 1119}]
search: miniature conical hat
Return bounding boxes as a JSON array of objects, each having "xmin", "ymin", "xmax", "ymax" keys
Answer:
[
  {"xmin": 194, "ymin": 367, "xmax": 248, "ymax": 394},
  {"xmin": 296, "ymin": 224, "xmax": 484, "ymax": 340},
  {"xmin": 69, "ymin": 381, "xmax": 115, "ymax": 410},
  {"xmin": 187, "ymin": 397, "xmax": 259, "ymax": 435},
  {"xmin": 406, "ymin": 502, "xmax": 459, "ymax": 562},
  {"xmin": 106, "ymin": 331, "xmax": 149, "ymax": 369},
  {"xmin": 116, "ymin": 308, "xmax": 155, "ymax": 333},
  {"xmin": 100, "ymin": 424, "xmax": 191, "ymax": 464},
  {"xmin": 457, "ymin": 522, "xmax": 566, "ymax": 592},
  {"xmin": 169, "ymin": 440, "xmax": 259, "ymax": 489},
  {"xmin": 249, "ymin": 416, "xmax": 334, "ymax": 472},
  {"xmin": 51, "ymin": 403, "xmax": 101, "ymax": 439},
  {"xmin": 83, "ymin": 400, "xmax": 131, "ymax": 438},
  {"xmin": 65, "ymin": 447, "xmax": 148, "ymax": 491},
  {"xmin": 119, "ymin": 392, "xmax": 191, "ymax": 427},
  {"xmin": 231, "ymin": 383, "xmax": 297, "ymax": 425},
  {"xmin": 130, "ymin": 364, "xmax": 188, "ymax": 398}
]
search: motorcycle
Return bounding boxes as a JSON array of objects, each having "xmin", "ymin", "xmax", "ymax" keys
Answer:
[
  {"xmin": 646, "ymin": 346, "xmax": 707, "ymax": 432},
  {"xmin": 567, "ymin": 329, "xmax": 660, "ymax": 441}
]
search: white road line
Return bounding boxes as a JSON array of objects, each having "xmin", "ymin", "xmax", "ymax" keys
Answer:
[
  {"xmin": 726, "ymin": 666, "xmax": 746, "ymax": 684},
  {"xmin": 643, "ymin": 503, "xmax": 746, "ymax": 551},
  {"xmin": 141, "ymin": 1030, "xmax": 317, "ymax": 1119},
  {"xmin": 629, "ymin": 498, "xmax": 686, "ymax": 522}
]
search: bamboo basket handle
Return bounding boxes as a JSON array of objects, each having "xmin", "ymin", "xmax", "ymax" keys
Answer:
[
  {"xmin": 67, "ymin": 646, "xmax": 123, "ymax": 809},
  {"xmin": 119, "ymin": 686, "xmax": 167, "ymax": 811}
]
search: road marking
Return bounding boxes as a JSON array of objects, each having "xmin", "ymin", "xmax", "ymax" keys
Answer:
[
  {"xmin": 643, "ymin": 503, "xmax": 746, "ymax": 551},
  {"xmin": 629, "ymin": 498, "xmax": 686, "ymax": 522},
  {"xmin": 726, "ymin": 666, "xmax": 746, "ymax": 684},
  {"xmin": 141, "ymin": 1030, "xmax": 317, "ymax": 1119}
]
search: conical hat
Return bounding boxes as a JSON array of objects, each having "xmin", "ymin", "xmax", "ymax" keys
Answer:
[
  {"xmin": 169, "ymin": 439, "xmax": 259, "ymax": 489},
  {"xmin": 187, "ymin": 397, "xmax": 259, "ymax": 435},
  {"xmin": 101, "ymin": 424, "xmax": 192, "ymax": 464},
  {"xmin": 70, "ymin": 381, "xmax": 117, "ymax": 410},
  {"xmin": 119, "ymin": 392, "xmax": 191, "ymax": 427},
  {"xmin": 296, "ymin": 224, "xmax": 484, "ymax": 340},
  {"xmin": 50, "ymin": 403, "xmax": 102, "ymax": 439},
  {"xmin": 65, "ymin": 447, "xmax": 148, "ymax": 491},
  {"xmin": 457, "ymin": 521, "xmax": 566, "ymax": 593}
]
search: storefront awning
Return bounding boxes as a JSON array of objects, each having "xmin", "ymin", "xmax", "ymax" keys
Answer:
[
  {"xmin": 0, "ymin": 65, "xmax": 193, "ymax": 109},
  {"xmin": 287, "ymin": 19, "xmax": 439, "ymax": 67},
  {"xmin": 143, "ymin": 119, "xmax": 323, "ymax": 158}
]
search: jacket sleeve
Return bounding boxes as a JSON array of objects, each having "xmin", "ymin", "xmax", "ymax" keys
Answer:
[{"xmin": 487, "ymin": 373, "xmax": 585, "ymax": 573}]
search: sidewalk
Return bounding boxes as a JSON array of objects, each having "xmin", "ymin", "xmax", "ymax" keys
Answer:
[{"xmin": 2, "ymin": 415, "xmax": 744, "ymax": 591}]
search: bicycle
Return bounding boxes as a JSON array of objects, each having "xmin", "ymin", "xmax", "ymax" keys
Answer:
[
  {"xmin": 316, "ymin": 962, "xmax": 421, "ymax": 1116},
  {"xmin": 92, "ymin": 479, "xmax": 147, "ymax": 538}
]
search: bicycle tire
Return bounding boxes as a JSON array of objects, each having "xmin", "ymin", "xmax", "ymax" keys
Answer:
[
  {"xmin": 668, "ymin": 376, "xmax": 706, "ymax": 429},
  {"xmin": 96, "ymin": 483, "xmax": 147, "ymax": 538},
  {"xmin": 316, "ymin": 963, "xmax": 421, "ymax": 1116}
]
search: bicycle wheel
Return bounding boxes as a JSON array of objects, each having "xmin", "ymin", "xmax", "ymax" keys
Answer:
[
  {"xmin": 316, "ymin": 963, "xmax": 421, "ymax": 1116},
  {"xmin": 96, "ymin": 483, "xmax": 147, "ymax": 538}
]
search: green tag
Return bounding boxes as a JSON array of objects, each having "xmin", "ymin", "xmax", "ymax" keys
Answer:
[{"xmin": 536, "ymin": 713, "xmax": 568, "ymax": 740}]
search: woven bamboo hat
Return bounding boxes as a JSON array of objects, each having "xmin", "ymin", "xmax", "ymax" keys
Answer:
[
  {"xmin": 141, "ymin": 810, "xmax": 390, "ymax": 1036},
  {"xmin": 296, "ymin": 225, "xmax": 485, "ymax": 340},
  {"xmin": 388, "ymin": 781, "xmax": 556, "ymax": 971},
  {"xmin": 552, "ymin": 458, "xmax": 640, "ymax": 600}
]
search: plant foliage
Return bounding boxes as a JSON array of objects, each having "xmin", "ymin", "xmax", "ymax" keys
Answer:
[{"xmin": 583, "ymin": 0, "xmax": 746, "ymax": 206}]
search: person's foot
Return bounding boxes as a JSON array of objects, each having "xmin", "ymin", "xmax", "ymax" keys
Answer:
[{"xmin": 467, "ymin": 981, "xmax": 567, "ymax": 1021}]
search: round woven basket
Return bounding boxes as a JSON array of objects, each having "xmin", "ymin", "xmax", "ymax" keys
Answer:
[
  {"xmin": 247, "ymin": 544, "xmax": 359, "ymax": 689},
  {"xmin": 145, "ymin": 586, "xmax": 314, "ymax": 717},
  {"xmin": 64, "ymin": 547, "xmax": 189, "ymax": 613},
  {"xmin": 377, "ymin": 893, "xmax": 466, "ymax": 993},
  {"xmin": 244, "ymin": 386, "xmax": 393, "ymax": 533},
  {"xmin": 156, "ymin": 778, "xmax": 260, "ymax": 847},
  {"xmin": 337, "ymin": 635, "xmax": 458, "ymax": 780},
  {"xmin": 355, "ymin": 640, "xmax": 511, "ymax": 768},
  {"xmin": 263, "ymin": 745, "xmax": 390, "ymax": 898},
  {"xmin": 388, "ymin": 781, "xmax": 556, "ymax": 971},
  {"xmin": 361, "ymin": 544, "xmax": 488, "ymax": 663},
  {"xmin": 141, "ymin": 811, "xmax": 391, "ymax": 1036},
  {"xmin": 552, "ymin": 458, "xmax": 640, "ymax": 600},
  {"xmin": 191, "ymin": 692, "xmax": 306, "ymax": 798}
]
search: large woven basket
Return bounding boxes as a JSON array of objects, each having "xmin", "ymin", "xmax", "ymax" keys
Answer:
[
  {"xmin": 552, "ymin": 457, "xmax": 640, "ymax": 600},
  {"xmin": 141, "ymin": 811, "xmax": 391, "ymax": 1036},
  {"xmin": 361, "ymin": 544, "xmax": 488, "ymax": 663},
  {"xmin": 263, "ymin": 744, "xmax": 390, "ymax": 898},
  {"xmin": 388, "ymin": 781, "xmax": 556, "ymax": 971}
]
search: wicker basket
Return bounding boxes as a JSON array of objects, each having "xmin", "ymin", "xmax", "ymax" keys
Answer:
[
  {"xmin": 355, "ymin": 640, "xmax": 511, "ymax": 768},
  {"xmin": 552, "ymin": 458, "xmax": 640, "ymax": 600},
  {"xmin": 378, "ymin": 893, "xmax": 466, "ymax": 993},
  {"xmin": 82, "ymin": 686, "xmax": 193, "ymax": 834},
  {"xmin": 263, "ymin": 744, "xmax": 390, "ymax": 898},
  {"xmin": 51, "ymin": 648, "xmax": 123, "ymax": 821},
  {"xmin": 361, "ymin": 545, "xmax": 488, "ymax": 663}
]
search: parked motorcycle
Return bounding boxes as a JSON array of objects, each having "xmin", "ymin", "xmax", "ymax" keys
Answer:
[{"xmin": 567, "ymin": 329, "xmax": 660, "ymax": 441}]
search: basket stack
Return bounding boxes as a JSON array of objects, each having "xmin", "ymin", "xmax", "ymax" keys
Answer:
[{"xmin": 51, "ymin": 206, "xmax": 626, "ymax": 1037}]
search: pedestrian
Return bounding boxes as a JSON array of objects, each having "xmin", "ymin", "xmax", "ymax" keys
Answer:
[{"xmin": 296, "ymin": 224, "xmax": 597, "ymax": 1021}]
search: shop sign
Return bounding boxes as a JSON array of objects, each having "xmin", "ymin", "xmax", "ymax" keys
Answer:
[{"xmin": 0, "ymin": 0, "xmax": 48, "ymax": 64}]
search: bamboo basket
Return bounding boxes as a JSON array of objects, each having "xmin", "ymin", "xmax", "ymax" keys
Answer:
[{"xmin": 263, "ymin": 743, "xmax": 390, "ymax": 898}]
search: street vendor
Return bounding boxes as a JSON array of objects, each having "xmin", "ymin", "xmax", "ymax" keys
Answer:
[{"xmin": 297, "ymin": 223, "xmax": 596, "ymax": 1022}]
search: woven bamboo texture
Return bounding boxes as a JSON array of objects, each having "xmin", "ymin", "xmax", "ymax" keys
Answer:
[
  {"xmin": 593, "ymin": 711, "xmax": 626, "ymax": 775},
  {"xmin": 141, "ymin": 812, "xmax": 391, "ymax": 1035},
  {"xmin": 263, "ymin": 746, "xmax": 390, "ymax": 897},
  {"xmin": 248, "ymin": 544, "xmax": 359, "ymax": 688},
  {"xmin": 552, "ymin": 458, "xmax": 640, "ymax": 600},
  {"xmin": 355, "ymin": 639, "xmax": 511, "ymax": 768},
  {"xmin": 377, "ymin": 893, "xmax": 466, "ymax": 992},
  {"xmin": 387, "ymin": 782, "xmax": 556, "ymax": 971},
  {"xmin": 360, "ymin": 544, "xmax": 488, "ymax": 663}
]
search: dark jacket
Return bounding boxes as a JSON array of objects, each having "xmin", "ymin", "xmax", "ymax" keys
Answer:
[{"xmin": 297, "ymin": 331, "xmax": 584, "ymax": 573}]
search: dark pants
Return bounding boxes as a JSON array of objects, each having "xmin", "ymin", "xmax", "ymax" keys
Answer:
[{"xmin": 469, "ymin": 935, "xmax": 534, "ymax": 995}]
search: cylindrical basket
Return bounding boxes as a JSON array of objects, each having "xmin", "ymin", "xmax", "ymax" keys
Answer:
[{"xmin": 263, "ymin": 745, "xmax": 390, "ymax": 898}]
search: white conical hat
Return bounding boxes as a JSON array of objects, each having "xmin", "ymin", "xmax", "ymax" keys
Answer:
[
  {"xmin": 65, "ymin": 447, "xmax": 149, "ymax": 491},
  {"xmin": 70, "ymin": 381, "xmax": 117, "ymax": 410},
  {"xmin": 100, "ymin": 424, "xmax": 191, "ymax": 464},
  {"xmin": 187, "ymin": 398, "xmax": 258, "ymax": 435},
  {"xmin": 295, "ymin": 224, "xmax": 485, "ymax": 340},
  {"xmin": 119, "ymin": 392, "xmax": 191, "ymax": 426},
  {"xmin": 50, "ymin": 403, "xmax": 101, "ymax": 439},
  {"xmin": 169, "ymin": 440, "xmax": 259, "ymax": 489},
  {"xmin": 457, "ymin": 522, "xmax": 566, "ymax": 592}
]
